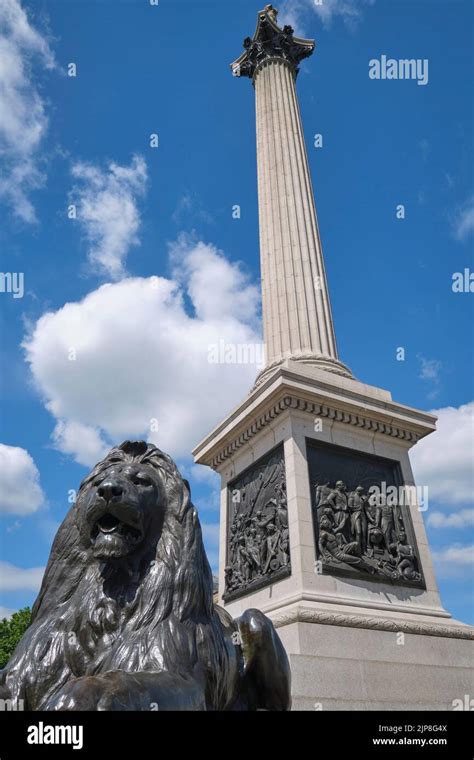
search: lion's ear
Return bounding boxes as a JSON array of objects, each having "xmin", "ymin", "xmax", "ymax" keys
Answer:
[{"xmin": 182, "ymin": 478, "xmax": 191, "ymax": 495}]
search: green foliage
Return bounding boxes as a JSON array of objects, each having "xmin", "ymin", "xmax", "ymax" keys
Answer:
[{"xmin": 0, "ymin": 607, "xmax": 31, "ymax": 669}]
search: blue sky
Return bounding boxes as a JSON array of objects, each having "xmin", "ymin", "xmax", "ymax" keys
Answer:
[{"xmin": 0, "ymin": 0, "xmax": 473, "ymax": 624}]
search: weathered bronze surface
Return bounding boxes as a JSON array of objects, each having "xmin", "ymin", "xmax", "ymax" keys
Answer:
[
  {"xmin": 308, "ymin": 440, "xmax": 425, "ymax": 587},
  {"xmin": 232, "ymin": 4, "xmax": 314, "ymax": 79},
  {"xmin": 225, "ymin": 445, "xmax": 291, "ymax": 601},
  {"xmin": 0, "ymin": 442, "xmax": 291, "ymax": 711}
]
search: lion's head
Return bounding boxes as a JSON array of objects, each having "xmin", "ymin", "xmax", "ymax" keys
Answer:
[
  {"xmin": 1, "ymin": 442, "xmax": 237, "ymax": 711},
  {"xmin": 77, "ymin": 440, "xmax": 170, "ymax": 560}
]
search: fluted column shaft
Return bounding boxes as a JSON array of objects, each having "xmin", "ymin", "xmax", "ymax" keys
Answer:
[{"xmin": 254, "ymin": 58, "xmax": 348, "ymax": 378}]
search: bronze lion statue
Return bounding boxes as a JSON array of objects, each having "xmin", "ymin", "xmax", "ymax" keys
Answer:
[{"xmin": 0, "ymin": 441, "xmax": 291, "ymax": 710}]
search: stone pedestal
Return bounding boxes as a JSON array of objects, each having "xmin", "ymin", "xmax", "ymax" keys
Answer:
[
  {"xmin": 277, "ymin": 616, "xmax": 474, "ymax": 710},
  {"xmin": 193, "ymin": 362, "xmax": 474, "ymax": 710}
]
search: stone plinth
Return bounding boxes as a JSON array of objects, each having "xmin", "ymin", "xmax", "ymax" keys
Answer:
[{"xmin": 193, "ymin": 362, "xmax": 474, "ymax": 709}]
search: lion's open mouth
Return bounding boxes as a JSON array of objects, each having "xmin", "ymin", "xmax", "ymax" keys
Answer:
[
  {"xmin": 97, "ymin": 513, "xmax": 121, "ymax": 533},
  {"xmin": 90, "ymin": 512, "xmax": 143, "ymax": 555},
  {"xmin": 92, "ymin": 513, "xmax": 142, "ymax": 542}
]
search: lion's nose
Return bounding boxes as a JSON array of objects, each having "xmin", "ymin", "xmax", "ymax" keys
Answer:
[{"xmin": 97, "ymin": 481, "xmax": 123, "ymax": 502}]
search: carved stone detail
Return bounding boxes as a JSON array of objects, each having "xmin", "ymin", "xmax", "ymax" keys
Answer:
[
  {"xmin": 210, "ymin": 395, "xmax": 420, "ymax": 469},
  {"xmin": 224, "ymin": 445, "xmax": 291, "ymax": 600},
  {"xmin": 271, "ymin": 607, "xmax": 474, "ymax": 640},
  {"xmin": 308, "ymin": 442, "xmax": 424, "ymax": 587},
  {"xmin": 231, "ymin": 4, "xmax": 314, "ymax": 80}
]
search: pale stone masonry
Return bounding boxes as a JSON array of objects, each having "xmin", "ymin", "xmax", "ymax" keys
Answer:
[{"xmin": 233, "ymin": 7, "xmax": 351, "ymax": 384}]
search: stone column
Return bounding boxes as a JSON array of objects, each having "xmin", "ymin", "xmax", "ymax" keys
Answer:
[{"xmin": 231, "ymin": 4, "xmax": 351, "ymax": 384}]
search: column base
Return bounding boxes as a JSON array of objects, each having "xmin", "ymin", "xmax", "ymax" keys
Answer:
[{"xmin": 254, "ymin": 354, "xmax": 353, "ymax": 389}]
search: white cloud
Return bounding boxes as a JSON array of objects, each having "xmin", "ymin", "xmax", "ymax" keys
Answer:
[
  {"xmin": 453, "ymin": 195, "xmax": 474, "ymax": 242},
  {"xmin": 52, "ymin": 420, "xmax": 109, "ymax": 469},
  {"xmin": 428, "ymin": 510, "xmax": 474, "ymax": 529},
  {"xmin": 180, "ymin": 461, "xmax": 221, "ymax": 507},
  {"xmin": 0, "ymin": 0, "xmax": 55, "ymax": 222},
  {"xmin": 0, "ymin": 606, "xmax": 14, "ymax": 619},
  {"xmin": 188, "ymin": 464, "xmax": 220, "ymax": 489},
  {"xmin": 191, "ymin": 465, "xmax": 221, "ymax": 512},
  {"xmin": 432, "ymin": 544, "xmax": 474, "ymax": 578},
  {"xmin": 418, "ymin": 357, "xmax": 442, "ymax": 382},
  {"xmin": 71, "ymin": 155, "xmax": 147, "ymax": 279},
  {"xmin": 0, "ymin": 444, "xmax": 45, "ymax": 515},
  {"xmin": 417, "ymin": 355, "xmax": 442, "ymax": 400},
  {"xmin": 23, "ymin": 238, "xmax": 261, "ymax": 466},
  {"xmin": 170, "ymin": 236, "xmax": 260, "ymax": 327},
  {"xmin": 279, "ymin": 0, "xmax": 375, "ymax": 34},
  {"xmin": 181, "ymin": 470, "xmax": 220, "ymax": 513},
  {"xmin": 410, "ymin": 402, "xmax": 474, "ymax": 506},
  {"xmin": 0, "ymin": 561, "xmax": 44, "ymax": 591},
  {"xmin": 172, "ymin": 192, "xmax": 214, "ymax": 226}
]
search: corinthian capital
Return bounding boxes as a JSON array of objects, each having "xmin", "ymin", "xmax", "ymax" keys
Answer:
[{"xmin": 230, "ymin": 4, "xmax": 315, "ymax": 80}]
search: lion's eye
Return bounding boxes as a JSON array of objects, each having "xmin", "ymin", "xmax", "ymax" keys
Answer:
[{"xmin": 131, "ymin": 475, "xmax": 152, "ymax": 487}]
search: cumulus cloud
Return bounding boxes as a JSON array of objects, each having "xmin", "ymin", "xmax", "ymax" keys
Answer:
[
  {"xmin": 428, "ymin": 510, "xmax": 474, "ymax": 529},
  {"xmin": 170, "ymin": 236, "xmax": 260, "ymax": 327},
  {"xmin": 0, "ymin": 606, "xmax": 14, "ymax": 620},
  {"xmin": 452, "ymin": 195, "xmax": 474, "ymax": 241},
  {"xmin": 410, "ymin": 402, "xmax": 474, "ymax": 506},
  {"xmin": 23, "ymin": 237, "xmax": 262, "ymax": 466},
  {"xmin": 52, "ymin": 420, "xmax": 109, "ymax": 469},
  {"xmin": 279, "ymin": 0, "xmax": 375, "ymax": 34},
  {"xmin": 71, "ymin": 155, "xmax": 147, "ymax": 279},
  {"xmin": 432, "ymin": 544, "xmax": 474, "ymax": 578},
  {"xmin": 0, "ymin": 444, "xmax": 45, "ymax": 515},
  {"xmin": 0, "ymin": 0, "xmax": 55, "ymax": 222},
  {"xmin": 0, "ymin": 561, "xmax": 44, "ymax": 591}
]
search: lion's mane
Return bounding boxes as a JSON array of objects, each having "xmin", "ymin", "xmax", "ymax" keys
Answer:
[{"xmin": 1, "ymin": 441, "xmax": 236, "ymax": 710}]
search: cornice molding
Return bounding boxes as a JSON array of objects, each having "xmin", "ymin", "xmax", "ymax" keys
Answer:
[{"xmin": 209, "ymin": 394, "xmax": 420, "ymax": 469}]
